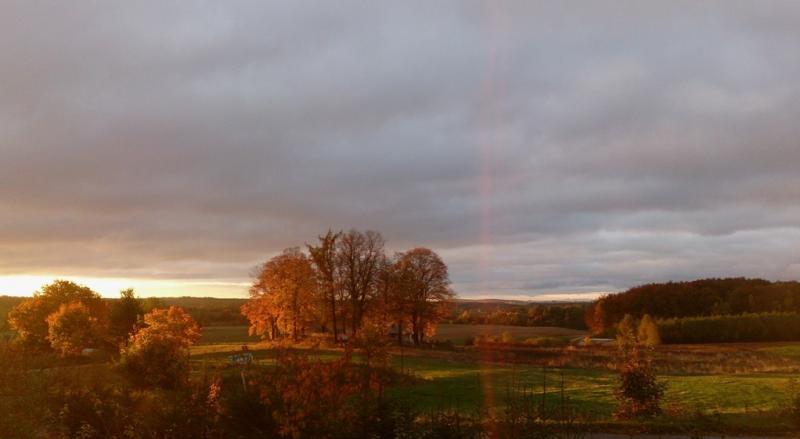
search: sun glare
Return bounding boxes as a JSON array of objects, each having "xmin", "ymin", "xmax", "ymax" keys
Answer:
[{"xmin": 0, "ymin": 275, "xmax": 249, "ymax": 298}]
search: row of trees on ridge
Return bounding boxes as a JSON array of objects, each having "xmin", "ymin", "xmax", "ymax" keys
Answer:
[{"xmin": 586, "ymin": 278, "xmax": 800, "ymax": 332}]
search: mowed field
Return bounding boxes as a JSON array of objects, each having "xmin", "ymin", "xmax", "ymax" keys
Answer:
[
  {"xmin": 432, "ymin": 323, "xmax": 586, "ymax": 344},
  {"xmin": 199, "ymin": 323, "xmax": 587, "ymax": 345},
  {"xmin": 198, "ymin": 325, "xmax": 261, "ymax": 344},
  {"xmin": 192, "ymin": 325, "xmax": 800, "ymax": 433}
]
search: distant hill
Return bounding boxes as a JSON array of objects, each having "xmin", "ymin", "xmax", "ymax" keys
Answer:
[{"xmin": 585, "ymin": 277, "xmax": 800, "ymax": 331}]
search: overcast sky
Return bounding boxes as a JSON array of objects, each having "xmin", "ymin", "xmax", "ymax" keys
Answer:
[{"xmin": 2, "ymin": 1, "xmax": 800, "ymax": 298}]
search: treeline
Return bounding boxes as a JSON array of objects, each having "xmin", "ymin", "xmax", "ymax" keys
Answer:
[
  {"xmin": 0, "ymin": 296, "xmax": 22, "ymax": 331},
  {"xmin": 242, "ymin": 229, "xmax": 455, "ymax": 345},
  {"xmin": 451, "ymin": 302, "xmax": 587, "ymax": 330},
  {"xmin": 657, "ymin": 312, "xmax": 800, "ymax": 344},
  {"xmin": 159, "ymin": 297, "xmax": 248, "ymax": 326},
  {"xmin": 586, "ymin": 278, "xmax": 800, "ymax": 332},
  {"xmin": 0, "ymin": 296, "xmax": 247, "ymax": 331}
]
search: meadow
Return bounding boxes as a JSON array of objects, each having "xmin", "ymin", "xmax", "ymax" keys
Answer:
[{"xmin": 190, "ymin": 324, "xmax": 800, "ymax": 435}]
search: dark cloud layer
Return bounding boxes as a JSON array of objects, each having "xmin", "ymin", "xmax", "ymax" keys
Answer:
[{"xmin": 2, "ymin": 1, "xmax": 800, "ymax": 297}]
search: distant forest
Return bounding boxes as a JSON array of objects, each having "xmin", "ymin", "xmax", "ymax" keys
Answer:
[
  {"xmin": 449, "ymin": 300, "xmax": 588, "ymax": 330},
  {"xmin": 586, "ymin": 278, "xmax": 800, "ymax": 332},
  {"xmin": 6, "ymin": 277, "xmax": 800, "ymax": 335},
  {"xmin": 1, "ymin": 294, "xmax": 588, "ymax": 330}
]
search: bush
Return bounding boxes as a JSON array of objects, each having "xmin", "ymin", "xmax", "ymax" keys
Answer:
[
  {"xmin": 614, "ymin": 337, "xmax": 665, "ymax": 419},
  {"xmin": 119, "ymin": 307, "xmax": 201, "ymax": 388}
]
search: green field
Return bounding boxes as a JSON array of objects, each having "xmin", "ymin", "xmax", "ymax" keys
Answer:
[
  {"xmin": 189, "ymin": 325, "xmax": 800, "ymax": 434},
  {"xmin": 199, "ymin": 325, "xmax": 261, "ymax": 344},
  {"xmin": 432, "ymin": 323, "xmax": 586, "ymax": 344}
]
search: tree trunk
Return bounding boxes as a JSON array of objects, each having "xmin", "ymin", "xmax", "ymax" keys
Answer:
[
  {"xmin": 331, "ymin": 290, "xmax": 338, "ymax": 342},
  {"xmin": 396, "ymin": 320, "xmax": 403, "ymax": 345}
]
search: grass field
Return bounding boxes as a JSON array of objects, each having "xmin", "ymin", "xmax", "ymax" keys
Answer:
[
  {"xmin": 432, "ymin": 323, "xmax": 586, "ymax": 345},
  {"xmin": 199, "ymin": 325, "xmax": 261, "ymax": 344},
  {"xmin": 189, "ymin": 325, "xmax": 800, "ymax": 434},
  {"xmin": 199, "ymin": 323, "xmax": 587, "ymax": 346}
]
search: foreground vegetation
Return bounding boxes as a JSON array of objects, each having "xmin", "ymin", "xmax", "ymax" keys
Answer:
[{"xmin": 5, "ymin": 268, "xmax": 800, "ymax": 437}]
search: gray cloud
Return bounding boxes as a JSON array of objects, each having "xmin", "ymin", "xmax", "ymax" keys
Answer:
[{"xmin": 2, "ymin": 1, "xmax": 800, "ymax": 297}]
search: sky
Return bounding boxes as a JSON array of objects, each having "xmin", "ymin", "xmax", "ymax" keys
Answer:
[{"xmin": 2, "ymin": 1, "xmax": 800, "ymax": 299}]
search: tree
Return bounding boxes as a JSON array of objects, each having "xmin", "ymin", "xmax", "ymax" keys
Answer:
[
  {"xmin": 46, "ymin": 302, "xmax": 100, "ymax": 357},
  {"xmin": 308, "ymin": 230, "xmax": 342, "ymax": 341},
  {"xmin": 370, "ymin": 256, "xmax": 408, "ymax": 344},
  {"xmin": 141, "ymin": 297, "xmax": 166, "ymax": 313},
  {"xmin": 139, "ymin": 306, "xmax": 202, "ymax": 346},
  {"xmin": 337, "ymin": 230, "xmax": 385, "ymax": 336},
  {"xmin": 614, "ymin": 336, "xmax": 665, "ymax": 419},
  {"xmin": 616, "ymin": 314, "xmax": 635, "ymax": 348},
  {"xmin": 244, "ymin": 248, "xmax": 318, "ymax": 341},
  {"xmin": 8, "ymin": 280, "xmax": 109, "ymax": 349},
  {"xmin": 637, "ymin": 314, "xmax": 661, "ymax": 347},
  {"xmin": 119, "ymin": 306, "xmax": 201, "ymax": 388},
  {"xmin": 394, "ymin": 248, "xmax": 455, "ymax": 345},
  {"xmin": 109, "ymin": 288, "xmax": 144, "ymax": 341}
]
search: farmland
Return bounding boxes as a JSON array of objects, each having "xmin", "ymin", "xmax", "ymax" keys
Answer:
[{"xmin": 191, "ymin": 324, "xmax": 800, "ymax": 435}]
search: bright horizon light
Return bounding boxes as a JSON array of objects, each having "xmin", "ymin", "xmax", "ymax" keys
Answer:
[{"xmin": 0, "ymin": 275, "xmax": 251, "ymax": 298}]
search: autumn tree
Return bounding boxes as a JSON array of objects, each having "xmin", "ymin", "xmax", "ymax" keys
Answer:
[
  {"xmin": 244, "ymin": 248, "xmax": 318, "ymax": 341},
  {"xmin": 8, "ymin": 280, "xmax": 109, "ymax": 349},
  {"xmin": 119, "ymin": 306, "xmax": 201, "ymax": 388},
  {"xmin": 371, "ymin": 256, "xmax": 405, "ymax": 340},
  {"xmin": 109, "ymin": 288, "xmax": 144, "ymax": 341},
  {"xmin": 637, "ymin": 314, "xmax": 661, "ymax": 347},
  {"xmin": 337, "ymin": 230, "xmax": 385, "ymax": 336},
  {"xmin": 307, "ymin": 230, "xmax": 342, "ymax": 341},
  {"xmin": 614, "ymin": 324, "xmax": 665, "ymax": 419},
  {"xmin": 394, "ymin": 248, "xmax": 454, "ymax": 345},
  {"xmin": 46, "ymin": 302, "xmax": 101, "ymax": 357},
  {"xmin": 616, "ymin": 314, "xmax": 635, "ymax": 347}
]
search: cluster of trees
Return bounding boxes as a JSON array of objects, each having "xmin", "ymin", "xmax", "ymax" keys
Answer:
[
  {"xmin": 242, "ymin": 229, "xmax": 455, "ymax": 345},
  {"xmin": 6, "ymin": 280, "xmax": 203, "ymax": 385},
  {"xmin": 656, "ymin": 312, "xmax": 800, "ymax": 344},
  {"xmin": 7, "ymin": 280, "xmax": 116, "ymax": 354},
  {"xmin": 586, "ymin": 278, "xmax": 800, "ymax": 332},
  {"xmin": 452, "ymin": 303, "xmax": 587, "ymax": 329}
]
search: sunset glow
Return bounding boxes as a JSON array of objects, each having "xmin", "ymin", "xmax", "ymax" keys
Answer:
[{"xmin": 0, "ymin": 275, "xmax": 249, "ymax": 298}]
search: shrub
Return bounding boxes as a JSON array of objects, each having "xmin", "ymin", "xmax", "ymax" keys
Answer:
[
  {"xmin": 254, "ymin": 350, "xmax": 362, "ymax": 438},
  {"xmin": 614, "ymin": 337, "xmax": 665, "ymax": 419},
  {"xmin": 119, "ymin": 307, "xmax": 201, "ymax": 388}
]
